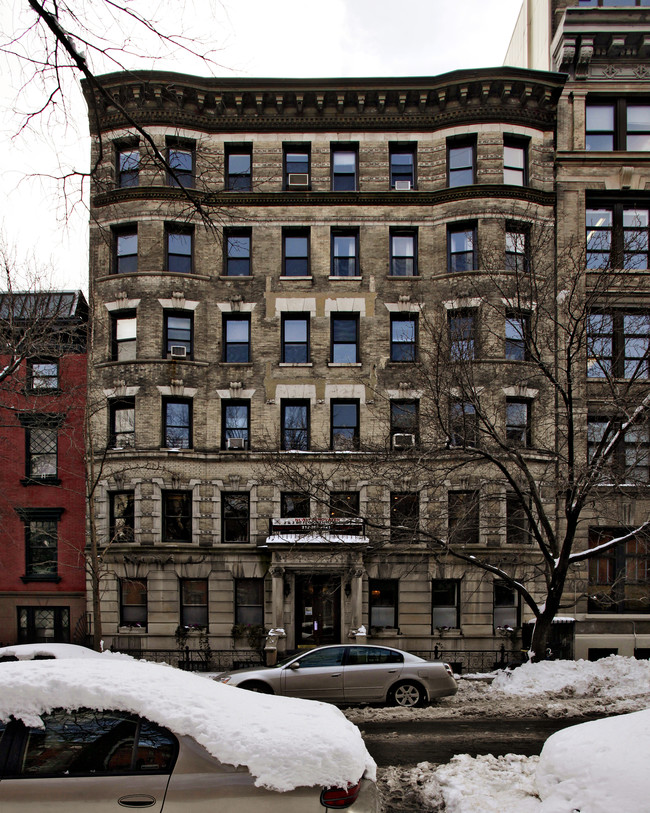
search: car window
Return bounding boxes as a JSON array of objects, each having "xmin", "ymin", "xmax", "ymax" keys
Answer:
[
  {"xmin": 295, "ymin": 647, "xmax": 346, "ymax": 668},
  {"xmin": 17, "ymin": 710, "xmax": 176, "ymax": 777},
  {"xmin": 347, "ymin": 647, "xmax": 404, "ymax": 666}
]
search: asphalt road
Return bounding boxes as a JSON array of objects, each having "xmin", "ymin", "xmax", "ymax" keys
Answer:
[{"xmin": 360, "ymin": 716, "xmax": 605, "ymax": 766}]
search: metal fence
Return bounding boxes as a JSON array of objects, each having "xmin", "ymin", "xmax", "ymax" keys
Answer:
[
  {"xmin": 110, "ymin": 646, "xmax": 265, "ymax": 672},
  {"xmin": 411, "ymin": 644, "xmax": 524, "ymax": 674}
]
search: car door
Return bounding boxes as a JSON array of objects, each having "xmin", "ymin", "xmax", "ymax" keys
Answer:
[
  {"xmin": 343, "ymin": 646, "xmax": 404, "ymax": 703},
  {"xmin": 0, "ymin": 710, "xmax": 176, "ymax": 813},
  {"xmin": 281, "ymin": 646, "xmax": 346, "ymax": 701}
]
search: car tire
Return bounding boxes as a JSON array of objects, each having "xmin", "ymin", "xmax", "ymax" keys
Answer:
[
  {"xmin": 238, "ymin": 680, "xmax": 274, "ymax": 694},
  {"xmin": 390, "ymin": 681, "xmax": 425, "ymax": 708}
]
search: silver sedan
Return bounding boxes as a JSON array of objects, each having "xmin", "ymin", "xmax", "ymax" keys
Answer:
[{"xmin": 217, "ymin": 644, "xmax": 458, "ymax": 707}]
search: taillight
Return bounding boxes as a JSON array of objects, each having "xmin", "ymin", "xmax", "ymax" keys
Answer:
[
  {"xmin": 443, "ymin": 662, "xmax": 454, "ymax": 677},
  {"xmin": 320, "ymin": 779, "xmax": 362, "ymax": 809}
]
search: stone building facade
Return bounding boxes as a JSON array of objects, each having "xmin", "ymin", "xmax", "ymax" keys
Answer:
[{"xmin": 83, "ymin": 0, "xmax": 650, "ymax": 668}]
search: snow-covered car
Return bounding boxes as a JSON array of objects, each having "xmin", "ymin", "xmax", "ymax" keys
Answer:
[
  {"xmin": 0, "ymin": 656, "xmax": 377, "ymax": 811},
  {"xmin": 216, "ymin": 644, "xmax": 458, "ymax": 707},
  {"xmin": 0, "ymin": 643, "xmax": 108, "ymax": 661}
]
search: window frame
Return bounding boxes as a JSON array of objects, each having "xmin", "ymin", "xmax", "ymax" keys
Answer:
[
  {"xmin": 587, "ymin": 310, "xmax": 650, "ymax": 380},
  {"xmin": 449, "ymin": 399, "xmax": 478, "ymax": 448},
  {"xmin": 431, "ymin": 579, "xmax": 461, "ymax": 630},
  {"xmin": 506, "ymin": 491, "xmax": 530, "ymax": 545},
  {"xmin": 329, "ymin": 491, "xmax": 360, "ymax": 518},
  {"xmin": 586, "ymin": 98, "xmax": 650, "ymax": 151},
  {"xmin": 331, "ymin": 145, "xmax": 359, "ymax": 191},
  {"xmin": 493, "ymin": 580, "xmax": 520, "ymax": 630},
  {"xmin": 390, "ymin": 314, "xmax": 417, "ymax": 362},
  {"xmin": 109, "ymin": 397, "xmax": 135, "ymax": 449},
  {"xmin": 165, "ymin": 225, "xmax": 193, "ymax": 274},
  {"xmin": 17, "ymin": 605, "xmax": 70, "ymax": 644},
  {"xmin": 163, "ymin": 310, "xmax": 193, "ymax": 359},
  {"xmin": 223, "ymin": 314, "xmax": 251, "ymax": 363},
  {"xmin": 225, "ymin": 144, "xmax": 252, "ymax": 191},
  {"xmin": 447, "ymin": 136, "xmax": 476, "ymax": 187},
  {"xmin": 282, "ymin": 228, "xmax": 310, "ymax": 277},
  {"xmin": 505, "ymin": 224, "xmax": 529, "ymax": 272},
  {"xmin": 224, "ymin": 228, "xmax": 252, "ymax": 277},
  {"xmin": 25, "ymin": 422, "xmax": 58, "ymax": 481},
  {"xmin": 180, "ymin": 578, "xmax": 208, "ymax": 629},
  {"xmin": 281, "ymin": 492, "xmax": 310, "ymax": 518},
  {"xmin": 281, "ymin": 399, "xmax": 310, "ymax": 451},
  {"xmin": 281, "ymin": 313, "xmax": 310, "ymax": 364},
  {"xmin": 109, "ymin": 491, "xmax": 135, "ymax": 543},
  {"xmin": 116, "ymin": 141, "xmax": 140, "ymax": 188},
  {"xmin": 369, "ymin": 579, "xmax": 399, "ymax": 630},
  {"xmin": 120, "ymin": 577, "xmax": 147, "ymax": 628},
  {"xmin": 390, "ymin": 399, "xmax": 419, "ymax": 445},
  {"xmin": 331, "ymin": 229, "xmax": 360, "ymax": 278},
  {"xmin": 331, "ymin": 399, "xmax": 360, "ymax": 451},
  {"xmin": 586, "ymin": 200, "xmax": 650, "ymax": 270},
  {"xmin": 331, "ymin": 313, "xmax": 360, "ymax": 363},
  {"xmin": 448, "ymin": 223, "xmax": 477, "ymax": 272},
  {"xmin": 283, "ymin": 144, "xmax": 311, "ymax": 189},
  {"xmin": 113, "ymin": 226, "xmax": 138, "ymax": 275},
  {"xmin": 505, "ymin": 398, "xmax": 531, "ymax": 448},
  {"xmin": 27, "ymin": 358, "xmax": 59, "ymax": 392},
  {"xmin": 162, "ymin": 490, "xmax": 192, "ymax": 543},
  {"xmin": 503, "ymin": 137, "xmax": 528, "ymax": 186},
  {"xmin": 588, "ymin": 526, "xmax": 650, "ymax": 614},
  {"xmin": 16, "ymin": 507, "xmax": 63, "ymax": 582},
  {"xmin": 505, "ymin": 311, "xmax": 530, "ymax": 361},
  {"xmin": 235, "ymin": 577, "xmax": 264, "ymax": 624},
  {"xmin": 389, "ymin": 143, "xmax": 416, "ymax": 189},
  {"xmin": 112, "ymin": 312, "xmax": 137, "ymax": 362},
  {"xmin": 390, "ymin": 492, "xmax": 419, "ymax": 543},
  {"xmin": 448, "ymin": 309, "xmax": 477, "ymax": 361},
  {"xmin": 162, "ymin": 397, "xmax": 192, "ymax": 450},
  {"xmin": 389, "ymin": 228, "xmax": 418, "ymax": 277},
  {"xmin": 166, "ymin": 138, "xmax": 195, "ymax": 188},
  {"xmin": 448, "ymin": 490, "xmax": 480, "ymax": 545},
  {"xmin": 221, "ymin": 399, "xmax": 250, "ymax": 450},
  {"xmin": 222, "ymin": 492, "xmax": 250, "ymax": 544}
]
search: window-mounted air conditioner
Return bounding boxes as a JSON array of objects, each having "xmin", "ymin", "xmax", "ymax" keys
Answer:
[
  {"xmin": 226, "ymin": 437, "xmax": 246, "ymax": 450},
  {"xmin": 288, "ymin": 173, "xmax": 309, "ymax": 188},
  {"xmin": 170, "ymin": 345, "xmax": 187, "ymax": 359},
  {"xmin": 394, "ymin": 180, "xmax": 412, "ymax": 191},
  {"xmin": 392, "ymin": 433, "xmax": 415, "ymax": 449}
]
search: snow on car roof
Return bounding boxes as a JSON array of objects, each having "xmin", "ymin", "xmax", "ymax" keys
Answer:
[
  {"xmin": 0, "ymin": 643, "xmax": 124, "ymax": 660},
  {"xmin": 0, "ymin": 657, "xmax": 375, "ymax": 792}
]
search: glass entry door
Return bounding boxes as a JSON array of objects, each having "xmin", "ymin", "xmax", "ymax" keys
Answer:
[{"xmin": 295, "ymin": 575, "xmax": 341, "ymax": 646}]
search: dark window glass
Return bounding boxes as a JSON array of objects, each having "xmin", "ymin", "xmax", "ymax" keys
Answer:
[
  {"xmin": 588, "ymin": 527, "xmax": 650, "ymax": 613},
  {"xmin": 120, "ymin": 578, "xmax": 147, "ymax": 627},
  {"xmin": 449, "ymin": 311, "xmax": 476, "ymax": 360},
  {"xmin": 114, "ymin": 228, "xmax": 137, "ymax": 274},
  {"xmin": 390, "ymin": 315, "xmax": 417, "ymax": 361},
  {"xmin": 117, "ymin": 145, "xmax": 139, "ymax": 188},
  {"xmin": 448, "ymin": 138, "xmax": 475, "ymax": 186},
  {"xmin": 27, "ymin": 425, "xmax": 57, "ymax": 479},
  {"xmin": 110, "ymin": 398, "xmax": 135, "ymax": 448},
  {"xmin": 222, "ymin": 492, "xmax": 249, "ymax": 543},
  {"xmin": 432, "ymin": 579, "xmax": 460, "ymax": 629},
  {"xmin": 164, "ymin": 312, "xmax": 192, "ymax": 358},
  {"xmin": 369, "ymin": 579, "xmax": 398, "ymax": 629},
  {"xmin": 494, "ymin": 581, "xmax": 519, "ymax": 629},
  {"xmin": 110, "ymin": 491, "xmax": 135, "ymax": 543},
  {"xmin": 28, "ymin": 359, "xmax": 59, "ymax": 390},
  {"xmin": 235, "ymin": 578, "xmax": 264, "ymax": 624},
  {"xmin": 281, "ymin": 492, "xmax": 310, "ymax": 518},
  {"xmin": 331, "ymin": 314, "xmax": 359, "ymax": 363},
  {"xmin": 505, "ymin": 312, "xmax": 529, "ymax": 361},
  {"xmin": 390, "ymin": 230, "xmax": 417, "ymax": 276},
  {"xmin": 25, "ymin": 518, "xmax": 58, "ymax": 577},
  {"xmin": 283, "ymin": 230, "xmax": 310, "ymax": 276},
  {"xmin": 281, "ymin": 314, "xmax": 309, "ymax": 363},
  {"xmin": 166, "ymin": 228, "xmax": 193, "ymax": 273},
  {"xmin": 162, "ymin": 491, "xmax": 192, "ymax": 543},
  {"xmin": 332, "ymin": 231, "xmax": 359, "ymax": 277},
  {"xmin": 390, "ymin": 492, "xmax": 419, "ymax": 542},
  {"xmin": 113, "ymin": 314, "xmax": 137, "ymax": 361},
  {"xmin": 586, "ymin": 99, "xmax": 650, "ymax": 151},
  {"xmin": 17, "ymin": 606, "xmax": 69, "ymax": 644},
  {"xmin": 330, "ymin": 491, "xmax": 360, "ymax": 518},
  {"xmin": 390, "ymin": 146, "xmax": 416, "ymax": 189},
  {"xmin": 168, "ymin": 143, "xmax": 194, "ymax": 187},
  {"xmin": 226, "ymin": 147, "xmax": 252, "ymax": 191},
  {"xmin": 346, "ymin": 646, "xmax": 403, "ymax": 665},
  {"xmin": 284, "ymin": 147, "xmax": 310, "ymax": 187},
  {"xmin": 506, "ymin": 228, "xmax": 528, "ymax": 272},
  {"xmin": 503, "ymin": 139, "xmax": 527, "ymax": 185},
  {"xmin": 506, "ymin": 492, "xmax": 529, "ymax": 545},
  {"xmin": 331, "ymin": 400, "xmax": 359, "ymax": 450},
  {"xmin": 163, "ymin": 399, "xmax": 191, "ymax": 449},
  {"xmin": 223, "ymin": 315, "xmax": 250, "ymax": 363},
  {"xmin": 222, "ymin": 400, "xmax": 250, "ymax": 449},
  {"xmin": 225, "ymin": 230, "xmax": 251, "ymax": 276},
  {"xmin": 448, "ymin": 490, "xmax": 479, "ymax": 545},
  {"xmin": 449, "ymin": 400, "xmax": 478, "ymax": 448},
  {"xmin": 506, "ymin": 399, "xmax": 531, "ymax": 447},
  {"xmin": 281, "ymin": 400, "xmax": 309, "ymax": 450},
  {"xmin": 448, "ymin": 225, "xmax": 476, "ymax": 272},
  {"xmin": 180, "ymin": 579, "xmax": 208, "ymax": 628},
  {"xmin": 332, "ymin": 148, "xmax": 357, "ymax": 191},
  {"xmin": 297, "ymin": 647, "xmax": 346, "ymax": 667},
  {"xmin": 588, "ymin": 311, "xmax": 650, "ymax": 379},
  {"xmin": 391, "ymin": 400, "xmax": 418, "ymax": 445}
]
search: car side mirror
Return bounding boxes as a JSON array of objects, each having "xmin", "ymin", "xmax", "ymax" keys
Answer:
[{"xmin": 288, "ymin": 661, "xmax": 300, "ymax": 670}]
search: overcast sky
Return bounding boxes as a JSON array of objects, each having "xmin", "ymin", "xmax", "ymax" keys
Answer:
[{"xmin": 0, "ymin": 0, "xmax": 523, "ymax": 292}]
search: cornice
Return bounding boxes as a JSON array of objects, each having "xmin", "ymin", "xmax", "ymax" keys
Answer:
[
  {"xmin": 92, "ymin": 185, "xmax": 556, "ymax": 211},
  {"xmin": 83, "ymin": 69, "xmax": 565, "ymax": 135}
]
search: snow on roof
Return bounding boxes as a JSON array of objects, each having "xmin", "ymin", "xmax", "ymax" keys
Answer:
[{"xmin": 0, "ymin": 657, "xmax": 375, "ymax": 792}]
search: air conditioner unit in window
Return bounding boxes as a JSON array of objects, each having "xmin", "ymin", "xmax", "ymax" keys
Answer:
[
  {"xmin": 288, "ymin": 173, "xmax": 309, "ymax": 188},
  {"xmin": 394, "ymin": 180, "xmax": 412, "ymax": 191},
  {"xmin": 226, "ymin": 437, "xmax": 246, "ymax": 450},
  {"xmin": 393, "ymin": 433, "xmax": 415, "ymax": 449},
  {"xmin": 170, "ymin": 345, "xmax": 187, "ymax": 358}
]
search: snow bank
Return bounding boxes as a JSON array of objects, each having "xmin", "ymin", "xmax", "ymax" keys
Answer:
[{"xmin": 0, "ymin": 658, "xmax": 375, "ymax": 792}]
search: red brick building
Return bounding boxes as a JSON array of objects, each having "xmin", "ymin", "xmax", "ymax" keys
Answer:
[{"xmin": 0, "ymin": 291, "xmax": 88, "ymax": 645}]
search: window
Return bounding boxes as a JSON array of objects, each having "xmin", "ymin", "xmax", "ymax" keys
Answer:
[
  {"xmin": 587, "ymin": 311, "xmax": 650, "ymax": 379},
  {"xmin": 390, "ymin": 400, "xmax": 418, "ymax": 446},
  {"xmin": 110, "ymin": 398, "xmax": 135, "ymax": 448},
  {"xmin": 390, "ymin": 144, "xmax": 416, "ymax": 189},
  {"xmin": 226, "ymin": 145, "xmax": 252, "ymax": 191},
  {"xmin": 284, "ymin": 145, "xmax": 310, "ymax": 188},
  {"xmin": 448, "ymin": 490, "xmax": 479, "ymax": 545},
  {"xmin": 588, "ymin": 527, "xmax": 650, "ymax": 613},
  {"xmin": 331, "ymin": 314, "xmax": 359, "ymax": 363},
  {"xmin": 120, "ymin": 578, "xmax": 147, "ymax": 627},
  {"xmin": 223, "ymin": 315, "xmax": 250, "ymax": 363},
  {"xmin": 432, "ymin": 580, "xmax": 460, "ymax": 629},
  {"xmin": 17, "ymin": 508, "xmax": 62, "ymax": 580},
  {"xmin": 506, "ymin": 399, "xmax": 531, "ymax": 447},
  {"xmin": 235, "ymin": 578, "xmax": 264, "ymax": 624},
  {"xmin": 167, "ymin": 140, "xmax": 194, "ymax": 187},
  {"xmin": 117, "ymin": 144, "xmax": 139, "ymax": 188},
  {"xmin": 281, "ymin": 492, "xmax": 310, "ymax": 518},
  {"xmin": 222, "ymin": 492, "xmax": 249, "ymax": 543},
  {"xmin": 166, "ymin": 226, "xmax": 193, "ymax": 273},
  {"xmin": 281, "ymin": 400, "xmax": 309, "ymax": 450},
  {"xmin": 505, "ymin": 312, "xmax": 529, "ymax": 361},
  {"xmin": 162, "ymin": 490, "xmax": 192, "ymax": 543},
  {"xmin": 369, "ymin": 579, "xmax": 398, "ymax": 630},
  {"xmin": 163, "ymin": 398, "xmax": 192, "ymax": 449},
  {"xmin": 27, "ymin": 359, "xmax": 58, "ymax": 391},
  {"xmin": 164, "ymin": 311, "xmax": 193, "ymax": 359},
  {"xmin": 17, "ymin": 606, "xmax": 69, "ymax": 644},
  {"xmin": 503, "ymin": 138, "xmax": 527, "ymax": 186},
  {"xmin": 331, "ymin": 400, "xmax": 359, "ymax": 450},
  {"xmin": 448, "ymin": 224, "xmax": 477, "ymax": 272},
  {"xmin": 588, "ymin": 416, "xmax": 650, "ymax": 483},
  {"xmin": 448, "ymin": 137, "xmax": 476, "ymax": 186},
  {"xmin": 390, "ymin": 492, "xmax": 419, "ymax": 542},
  {"xmin": 331, "ymin": 230, "xmax": 359, "ymax": 277},
  {"xmin": 180, "ymin": 579, "xmax": 208, "ymax": 628},
  {"xmin": 112, "ymin": 313, "xmax": 137, "ymax": 361},
  {"xmin": 26, "ymin": 423, "xmax": 58, "ymax": 479},
  {"xmin": 114, "ymin": 227, "xmax": 137, "ymax": 274},
  {"xmin": 493, "ymin": 581, "xmax": 519, "ymax": 629},
  {"xmin": 390, "ymin": 314, "xmax": 417, "ymax": 362},
  {"xmin": 449, "ymin": 400, "xmax": 478, "ymax": 448},
  {"xmin": 505, "ymin": 226, "xmax": 528, "ymax": 272},
  {"xmin": 109, "ymin": 491, "xmax": 135, "ymax": 543},
  {"xmin": 281, "ymin": 314, "xmax": 309, "ymax": 363},
  {"xmin": 224, "ymin": 229, "xmax": 251, "ymax": 276},
  {"xmin": 506, "ymin": 492, "xmax": 529, "ymax": 545},
  {"xmin": 449, "ymin": 310, "xmax": 476, "ymax": 360},
  {"xmin": 586, "ymin": 203, "xmax": 650, "ymax": 269},
  {"xmin": 283, "ymin": 229, "xmax": 310, "ymax": 277},
  {"xmin": 331, "ymin": 146, "xmax": 358, "ymax": 191},
  {"xmin": 330, "ymin": 491, "xmax": 360, "ymax": 518},
  {"xmin": 580, "ymin": 0, "xmax": 650, "ymax": 6},
  {"xmin": 586, "ymin": 99, "xmax": 650, "ymax": 151},
  {"xmin": 222, "ymin": 400, "xmax": 250, "ymax": 450},
  {"xmin": 390, "ymin": 230, "xmax": 417, "ymax": 276}
]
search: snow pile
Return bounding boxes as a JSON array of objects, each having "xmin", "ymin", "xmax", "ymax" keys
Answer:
[{"xmin": 0, "ymin": 658, "xmax": 375, "ymax": 792}]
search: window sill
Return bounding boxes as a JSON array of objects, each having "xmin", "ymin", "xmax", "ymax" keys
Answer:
[
  {"xmin": 161, "ymin": 447, "xmax": 193, "ymax": 453},
  {"xmin": 219, "ymin": 275, "xmax": 252, "ymax": 280},
  {"xmin": 24, "ymin": 388, "xmax": 61, "ymax": 396},
  {"xmin": 221, "ymin": 362, "xmax": 254, "ymax": 367},
  {"xmin": 280, "ymin": 276, "xmax": 313, "ymax": 281},
  {"xmin": 21, "ymin": 574, "xmax": 61, "ymax": 583},
  {"xmin": 21, "ymin": 477, "xmax": 61, "ymax": 487},
  {"xmin": 109, "ymin": 446, "xmax": 136, "ymax": 452},
  {"xmin": 387, "ymin": 275, "xmax": 421, "ymax": 280},
  {"xmin": 279, "ymin": 362, "xmax": 313, "ymax": 367},
  {"xmin": 329, "ymin": 275, "xmax": 362, "ymax": 280},
  {"xmin": 118, "ymin": 626, "xmax": 147, "ymax": 633},
  {"xmin": 328, "ymin": 362, "xmax": 362, "ymax": 367}
]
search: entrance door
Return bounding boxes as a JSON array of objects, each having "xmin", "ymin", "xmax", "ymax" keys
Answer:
[{"xmin": 295, "ymin": 575, "xmax": 341, "ymax": 646}]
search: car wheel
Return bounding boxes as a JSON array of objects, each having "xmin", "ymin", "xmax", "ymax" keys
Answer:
[
  {"xmin": 390, "ymin": 681, "xmax": 424, "ymax": 708},
  {"xmin": 238, "ymin": 680, "xmax": 274, "ymax": 694}
]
